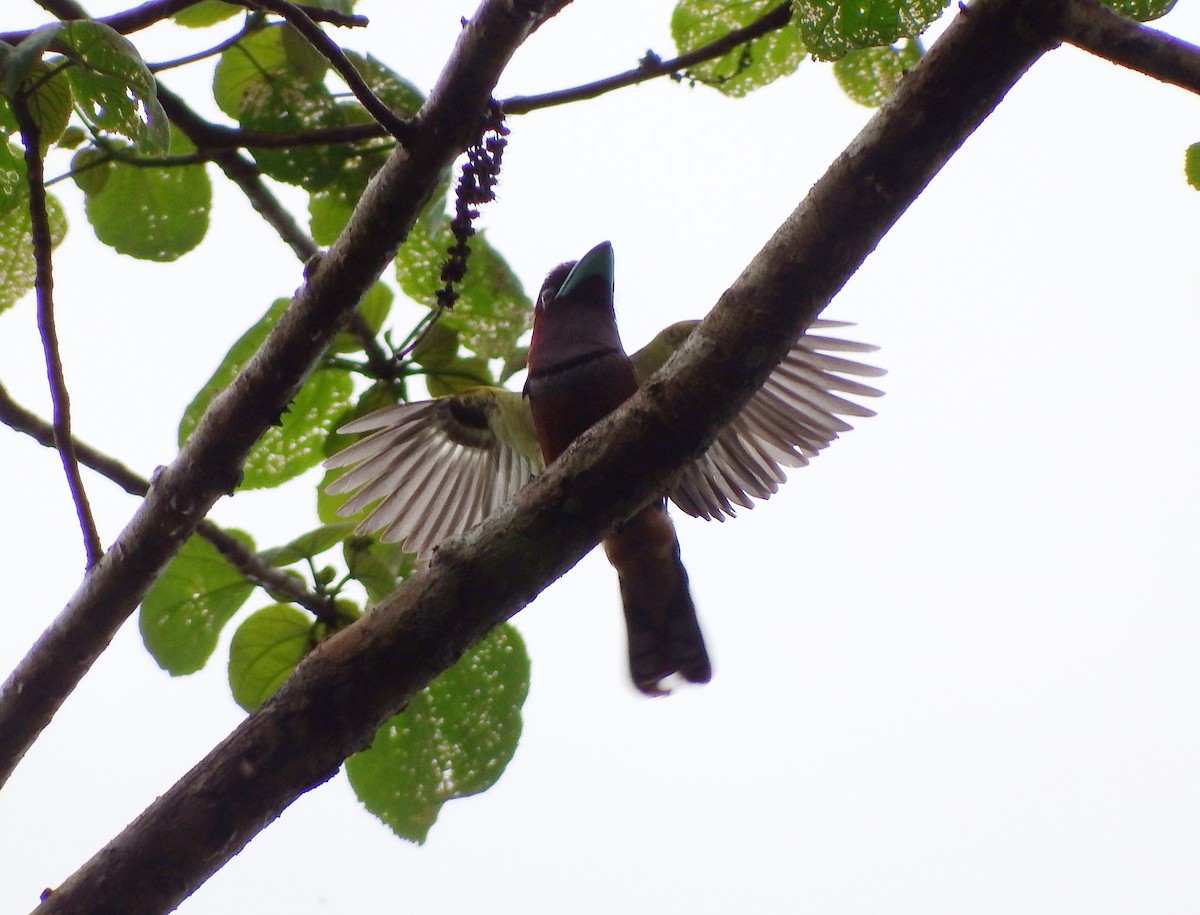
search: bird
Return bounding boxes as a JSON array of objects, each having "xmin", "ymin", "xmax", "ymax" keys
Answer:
[{"xmin": 323, "ymin": 241, "xmax": 884, "ymax": 695}]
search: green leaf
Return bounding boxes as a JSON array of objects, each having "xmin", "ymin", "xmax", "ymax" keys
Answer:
[
  {"xmin": 175, "ymin": 1, "xmax": 242, "ymax": 28},
  {"xmin": 57, "ymin": 20, "xmax": 169, "ymax": 153},
  {"xmin": 671, "ymin": 0, "xmax": 805, "ymax": 97},
  {"xmin": 0, "ymin": 140, "xmax": 27, "ymax": 215},
  {"xmin": 1185, "ymin": 143, "xmax": 1200, "ymax": 191},
  {"xmin": 833, "ymin": 39, "xmax": 924, "ymax": 106},
  {"xmin": 410, "ymin": 320, "xmax": 459, "ymax": 369},
  {"xmin": 214, "ymin": 25, "xmax": 348, "ymax": 189},
  {"xmin": 140, "ymin": 530, "xmax": 257, "ymax": 676},
  {"xmin": 308, "ymin": 152, "xmax": 381, "ymax": 244},
  {"xmin": 313, "ymin": 151, "xmax": 448, "ymax": 247},
  {"xmin": 341, "ymin": 51, "xmax": 424, "ymax": 117},
  {"xmin": 308, "ymin": 177, "xmax": 357, "ymax": 246},
  {"xmin": 498, "ymin": 345, "xmax": 528, "ymax": 384},
  {"xmin": 424, "ymin": 355, "xmax": 494, "ymax": 397},
  {"xmin": 213, "ymin": 26, "xmax": 289, "ymax": 119},
  {"xmin": 1, "ymin": 60, "xmax": 74, "ymax": 151},
  {"xmin": 343, "ymin": 536, "xmax": 415, "ymax": 604},
  {"xmin": 395, "ymin": 218, "xmax": 531, "ymax": 361},
  {"xmin": 345, "ymin": 623, "xmax": 531, "ymax": 844},
  {"xmin": 57, "ymin": 124, "xmax": 87, "ymax": 150},
  {"xmin": 228, "ymin": 603, "xmax": 315, "ymax": 711},
  {"xmin": 245, "ymin": 365, "xmax": 355, "ymax": 488},
  {"xmin": 280, "ymin": 22, "xmax": 331, "ymax": 84},
  {"xmin": 1100, "ymin": 0, "xmax": 1177, "ymax": 20},
  {"xmin": 306, "ymin": 54, "xmax": 424, "ymax": 242},
  {"xmin": 78, "ymin": 129, "xmax": 212, "ymax": 261},
  {"xmin": 242, "ymin": 79, "xmax": 347, "ymax": 191},
  {"xmin": 261, "ymin": 522, "xmax": 356, "ymax": 567},
  {"xmin": 0, "ymin": 142, "xmax": 67, "ymax": 314},
  {"xmin": 69, "ymin": 144, "xmax": 109, "ymax": 194},
  {"xmin": 794, "ymin": 0, "xmax": 948, "ymax": 61},
  {"xmin": 178, "ymin": 298, "xmax": 356, "ymax": 488},
  {"xmin": 330, "ymin": 280, "xmax": 392, "ymax": 353},
  {"xmin": 1, "ymin": 25, "xmax": 63, "ymax": 99}
]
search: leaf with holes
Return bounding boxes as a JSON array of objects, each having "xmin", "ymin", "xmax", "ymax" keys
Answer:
[
  {"xmin": 179, "ymin": 298, "xmax": 356, "ymax": 488},
  {"xmin": 1101, "ymin": 0, "xmax": 1177, "ymax": 20},
  {"xmin": 345, "ymin": 623, "xmax": 531, "ymax": 844},
  {"xmin": 671, "ymin": 0, "xmax": 804, "ymax": 97},
  {"xmin": 56, "ymin": 20, "xmax": 169, "ymax": 153},
  {"xmin": 794, "ymin": 0, "xmax": 948, "ymax": 61},
  {"xmin": 0, "ymin": 141, "xmax": 67, "ymax": 314},
  {"xmin": 833, "ymin": 39, "xmax": 924, "ymax": 106},
  {"xmin": 395, "ymin": 217, "xmax": 531, "ymax": 361}
]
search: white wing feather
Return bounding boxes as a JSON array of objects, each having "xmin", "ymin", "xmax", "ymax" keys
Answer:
[
  {"xmin": 324, "ymin": 394, "xmax": 542, "ymax": 559},
  {"xmin": 669, "ymin": 321, "xmax": 884, "ymax": 520}
]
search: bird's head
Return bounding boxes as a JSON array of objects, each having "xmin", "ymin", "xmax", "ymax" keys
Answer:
[{"xmin": 528, "ymin": 241, "xmax": 623, "ymax": 376}]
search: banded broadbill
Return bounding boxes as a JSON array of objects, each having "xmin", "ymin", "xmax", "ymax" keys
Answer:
[{"xmin": 324, "ymin": 241, "xmax": 884, "ymax": 695}]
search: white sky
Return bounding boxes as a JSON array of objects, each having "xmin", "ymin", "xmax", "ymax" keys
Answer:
[{"xmin": 2, "ymin": 1, "xmax": 1199, "ymax": 913}]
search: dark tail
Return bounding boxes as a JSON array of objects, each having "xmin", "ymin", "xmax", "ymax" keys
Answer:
[{"xmin": 604, "ymin": 504, "xmax": 711, "ymax": 696}]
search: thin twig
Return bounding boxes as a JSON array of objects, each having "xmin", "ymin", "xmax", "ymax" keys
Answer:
[
  {"xmin": 243, "ymin": 1, "xmax": 368, "ymax": 28},
  {"xmin": 249, "ymin": 0, "xmax": 414, "ymax": 143},
  {"xmin": 6, "ymin": 0, "xmax": 366, "ymax": 45},
  {"xmin": 501, "ymin": 0, "xmax": 793, "ymax": 114},
  {"xmin": 13, "ymin": 95, "xmax": 104, "ymax": 569},
  {"xmin": 0, "ymin": 383, "xmax": 347, "ymax": 625},
  {"xmin": 1058, "ymin": 0, "xmax": 1200, "ymax": 95},
  {"xmin": 10, "ymin": 0, "xmax": 201, "ymax": 43},
  {"xmin": 148, "ymin": 25, "xmax": 252, "ymax": 72},
  {"xmin": 119, "ymin": 118, "xmax": 384, "ymax": 150}
]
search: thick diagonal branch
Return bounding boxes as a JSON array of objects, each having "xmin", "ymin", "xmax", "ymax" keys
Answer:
[{"xmin": 31, "ymin": 1, "xmax": 1063, "ymax": 912}]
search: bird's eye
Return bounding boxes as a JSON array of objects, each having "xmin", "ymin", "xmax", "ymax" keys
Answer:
[{"xmin": 537, "ymin": 286, "xmax": 555, "ymax": 310}]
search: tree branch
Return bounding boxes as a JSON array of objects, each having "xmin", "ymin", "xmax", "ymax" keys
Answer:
[
  {"xmin": 5, "ymin": 0, "xmax": 366, "ymax": 44},
  {"xmin": 241, "ymin": 1, "xmax": 368, "ymax": 29},
  {"xmin": 1059, "ymin": 0, "xmax": 1200, "ymax": 94},
  {"xmin": 12, "ymin": 97, "xmax": 104, "ymax": 569},
  {"xmin": 0, "ymin": 0, "xmax": 565, "ymax": 796},
  {"xmin": 501, "ymin": 0, "xmax": 792, "ymax": 114},
  {"xmin": 11, "ymin": 0, "xmax": 203, "ymax": 42},
  {"xmin": 0, "ymin": 382, "xmax": 345, "ymax": 624},
  {"xmin": 29, "ymin": 1, "xmax": 1061, "ymax": 911}
]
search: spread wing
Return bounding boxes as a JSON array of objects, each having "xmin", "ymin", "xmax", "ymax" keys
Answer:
[
  {"xmin": 631, "ymin": 319, "xmax": 885, "ymax": 521},
  {"xmin": 323, "ymin": 388, "xmax": 543, "ymax": 559}
]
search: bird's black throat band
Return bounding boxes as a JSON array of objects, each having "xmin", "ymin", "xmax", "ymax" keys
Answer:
[{"xmin": 526, "ymin": 347, "xmax": 621, "ymax": 381}]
